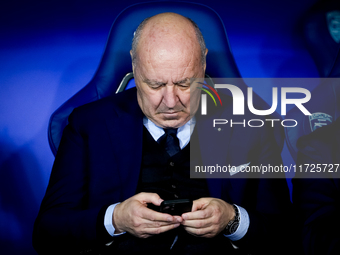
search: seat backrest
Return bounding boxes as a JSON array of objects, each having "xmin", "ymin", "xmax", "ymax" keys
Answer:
[
  {"xmin": 285, "ymin": 1, "xmax": 340, "ymax": 162},
  {"xmin": 48, "ymin": 1, "xmax": 283, "ymax": 156}
]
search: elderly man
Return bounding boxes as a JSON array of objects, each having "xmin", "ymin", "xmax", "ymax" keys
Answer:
[{"xmin": 33, "ymin": 13, "xmax": 292, "ymax": 255}]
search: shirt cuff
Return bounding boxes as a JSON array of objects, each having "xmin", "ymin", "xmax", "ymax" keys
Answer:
[
  {"xmin": 224, "ymin": 204, "xmax": 249, "ymax": 241},
  {"xmin": 104, "ymin": 203, "xmax": 126, "ymax": 236}
]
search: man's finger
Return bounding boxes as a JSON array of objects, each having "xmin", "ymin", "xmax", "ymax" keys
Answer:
[
  {"xmin": 183, "ymin": 225, "xmax": 214, "ymax": 237},
  {"xmin": 136, "ymin": 192, "xmax": 163, "ymax": 206},
  {"xmin": 145, "ymin": 223, "xmax": 181, "ymax": 235},
  {"xmin": 144, "ymin": 221, "xmax": 181, "ymax": 231},
  {"xmin": 133, "ymin": 222, "xmax": 181, "ymax": 239},
  {"xmin": 141, "ymin": 206, "xmax": 182, "ymax": 223},
  {"xmin": 181, "ymin": 218, "xmax": 211, "ymax": 229},
  {"xmin": 191, "ymin": 198, "xmax": 209, "ymax": 212},
  {"xmin": 182, "ymin": 207, "xmax": 212, "ymax": 221}
]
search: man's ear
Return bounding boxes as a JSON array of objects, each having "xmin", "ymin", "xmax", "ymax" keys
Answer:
[
  {"xmin": 204, "ymin": 48, "xmax": 208, "ymax": 71},
  {"xmin": 130, "ymin": 50, "xmax": 135, "ymax": 72}
]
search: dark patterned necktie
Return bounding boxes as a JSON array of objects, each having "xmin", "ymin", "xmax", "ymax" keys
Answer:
[{"xmin": 158, "ymin": 128, "xmax": 180, "ymax": 157}]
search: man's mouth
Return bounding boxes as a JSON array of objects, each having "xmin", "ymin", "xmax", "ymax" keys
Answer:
[
  {"xmin": 160, "ymin": 111, "xmax": 181, "ymax": 119},
  {"xmin": 163, "ymin": 111, "xmax": 177, "ymax": 114}
]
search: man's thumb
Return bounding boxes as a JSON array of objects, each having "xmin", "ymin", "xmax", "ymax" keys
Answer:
[{"xmin": 137, "ymin": 192, "xmax": 163, "ymax": 206}]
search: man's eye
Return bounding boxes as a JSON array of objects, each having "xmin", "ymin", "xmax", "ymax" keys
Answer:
[
  {"xmin": 177, "ymin": 84, "xmax": 190, "ymax": 88},
  {"xmin": 149, "ymin": 84, "xmax": 164, "ymax": 89}
]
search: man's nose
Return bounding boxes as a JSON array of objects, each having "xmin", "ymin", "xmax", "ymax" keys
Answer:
[{"xmin": 163, "ymin": 85, "xmax": 178, "ymax": 108}]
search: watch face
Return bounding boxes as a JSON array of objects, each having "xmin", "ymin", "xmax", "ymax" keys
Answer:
[
  {"xmin": 225, "ymin": 204, "xmax": 240, "ymax": 235},
  {"xmin": 230, "ymin": 221, "xmax": 240, "ymax": 234}
]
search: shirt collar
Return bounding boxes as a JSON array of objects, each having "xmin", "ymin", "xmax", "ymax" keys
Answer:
[{"xmin": 143, "ymin": 117, "xmax": 196, "ymax": 149}]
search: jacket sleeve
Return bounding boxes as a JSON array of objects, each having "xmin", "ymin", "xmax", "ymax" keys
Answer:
[{"xmin": 33, "ymin": 108, "xmax": 114, "ymax": 255}]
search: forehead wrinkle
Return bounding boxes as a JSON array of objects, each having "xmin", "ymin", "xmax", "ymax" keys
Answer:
[
  {"xmin": 143, "ymin": 78, "xmax": 166, "ymax": 86},
  {"xmin": 173, "ymin": 77, "xmax": 191, "ymax": 85}
]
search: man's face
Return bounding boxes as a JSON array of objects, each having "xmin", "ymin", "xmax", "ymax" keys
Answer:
[{"xmin": 133, "ymin": 22, "xmax": 206, "ymax": 129}]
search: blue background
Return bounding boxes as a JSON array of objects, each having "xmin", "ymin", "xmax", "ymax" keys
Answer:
[{"xmin": 0, "ymin": 0, "xmax": 320, "ymax": 254}]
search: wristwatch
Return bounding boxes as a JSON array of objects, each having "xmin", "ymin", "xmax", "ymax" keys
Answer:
[{"xmin": 224, "ymin": 204, "xmax": 240, "ymax": 235}]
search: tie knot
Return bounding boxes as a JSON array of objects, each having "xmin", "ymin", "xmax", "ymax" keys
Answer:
[
  {"xmin": 164, "ymin": 128, "xmax": 178, "ymax": 136},
  {"xmin": 157, "ymin": 128, "xmax": 180, "ymax": 157}
]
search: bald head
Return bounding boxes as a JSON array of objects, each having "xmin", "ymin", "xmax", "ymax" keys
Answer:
[
  {"xmin": 131, "ymin": 13, "xmax": 207, "ymax": 128},
  {"xmin": 131, "ymin": 13, "xmax": 206, "ymax": 67}
]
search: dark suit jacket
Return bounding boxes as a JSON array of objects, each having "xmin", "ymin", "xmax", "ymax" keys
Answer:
[
  {"xmin": 293, "ymin": 117, "xmax": 340, "ymax": 255},
  {"xmin": 33, "ymin": 88, "xmax": 292, "ymax": 254}
]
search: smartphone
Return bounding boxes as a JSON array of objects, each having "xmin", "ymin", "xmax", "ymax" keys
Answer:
[{"xmin": 160, "ymin": 199, "xmax": 193, "ymax": 216}]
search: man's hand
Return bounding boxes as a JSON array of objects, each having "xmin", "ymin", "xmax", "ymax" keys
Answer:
[
  {"xmin": 181, "ymin": 197, "xmax": 235, "ymax": 238},
  {"xmin": 113, "ymin": 192, "xmax": 182, "ymax": 238}
]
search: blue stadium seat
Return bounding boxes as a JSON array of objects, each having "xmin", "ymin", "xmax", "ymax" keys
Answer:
[{"xmin": 48, "ymin": 1, "xmax": 283, "ymax": 155}]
